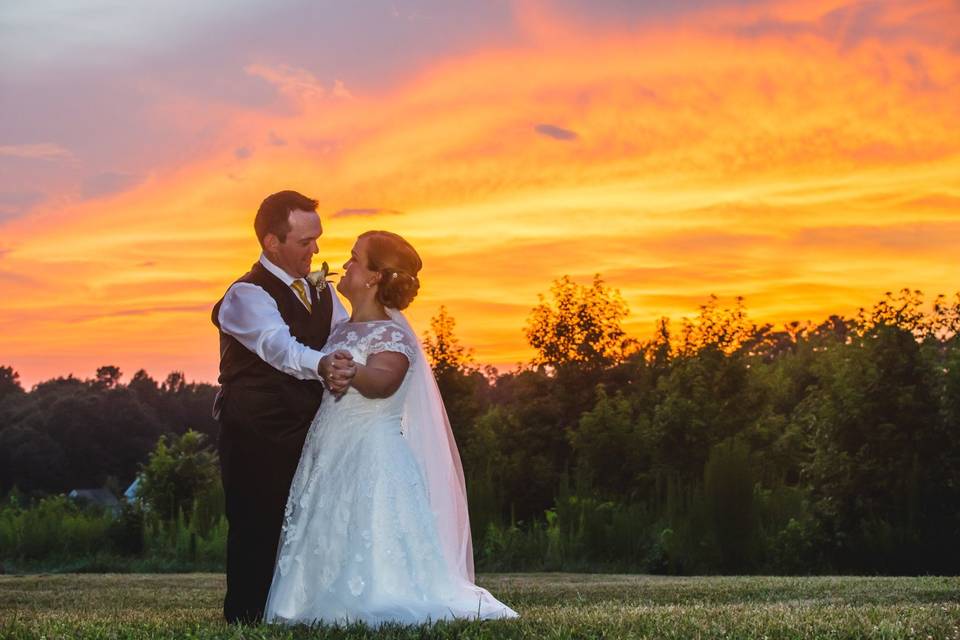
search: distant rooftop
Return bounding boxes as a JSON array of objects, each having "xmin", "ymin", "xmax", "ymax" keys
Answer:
[{"xmin": 68, "ymin": 488, "xmax": 121, "ymax": 509}]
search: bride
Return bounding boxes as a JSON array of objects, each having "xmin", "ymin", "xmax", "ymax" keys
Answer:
[{"xmin": 263, "ymin": 230, "xmax": 518, "ymax": 626}]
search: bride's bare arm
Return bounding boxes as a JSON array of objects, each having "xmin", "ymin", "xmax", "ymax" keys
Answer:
[{"xmin": 349, "ymin": 351, "xmax": 410, "ymax": 399}]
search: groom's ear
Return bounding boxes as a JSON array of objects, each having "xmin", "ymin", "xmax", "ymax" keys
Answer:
[{"xmin": 262, "ymin": 232, "xmax": 279, "ymax": 251}]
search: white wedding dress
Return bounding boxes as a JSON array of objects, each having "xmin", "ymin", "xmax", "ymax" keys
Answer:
[{"xmin": 264, "ymin": 317, "xmax": 517, "ymax": 627}]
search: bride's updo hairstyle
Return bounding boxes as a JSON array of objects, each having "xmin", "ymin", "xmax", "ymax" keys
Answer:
[{"xmin": 361, "ymin": 230, "xmax": 422, "ymax": 310}]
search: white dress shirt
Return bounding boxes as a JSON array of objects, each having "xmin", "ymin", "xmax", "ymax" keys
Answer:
[{"xmin": 217, "ymin": 254, "xmax": 350, "ymax": 380}]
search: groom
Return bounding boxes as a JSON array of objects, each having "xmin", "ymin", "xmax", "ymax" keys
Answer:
[{"xmin": 212, "ymin": 190, "xmax": 354, "ymax": 624}]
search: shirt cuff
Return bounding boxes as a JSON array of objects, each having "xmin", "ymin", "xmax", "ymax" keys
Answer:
[{"xmin": 300, "ymin": 348, "xmax": 324, "ymax": 382}]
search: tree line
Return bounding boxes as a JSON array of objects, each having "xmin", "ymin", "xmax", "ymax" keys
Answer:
[
  {"xmin": 427, "ymin": 281, "xmax": 960, "ymax": 574},
  {"xmin": 0, "ymin": 366, "xmax": 218, "ymax": 497},
  {"xmin": 1, "ymin": 280, "xmax": 959, "ymax": 574}
]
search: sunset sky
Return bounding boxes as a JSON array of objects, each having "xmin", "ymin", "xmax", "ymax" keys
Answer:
[{"xmin": 2, "ymin": 0, "xmax": 958, "ymax": 388}]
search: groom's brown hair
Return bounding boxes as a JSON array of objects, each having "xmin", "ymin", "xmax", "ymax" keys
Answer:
[{"xmin": 255, "ymin": 190, "xmax": 319, "ymax": 247}]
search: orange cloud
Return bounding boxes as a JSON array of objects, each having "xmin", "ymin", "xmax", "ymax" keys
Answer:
[{"xmin": 1, "ymin": 0, "xmax": 959, "ymax": 386}]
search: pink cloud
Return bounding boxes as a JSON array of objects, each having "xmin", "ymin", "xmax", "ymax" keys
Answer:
[{"xmin": 0, "ymin": 143, "xmax": 72, "ymax": 160}]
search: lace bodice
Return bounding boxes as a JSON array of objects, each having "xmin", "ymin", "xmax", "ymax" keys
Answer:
[
  {"xmin": 323, "ymin": 319, "xmax": 418, "ymax": 366},
  {"xmin": 317, "ymin": 319, "xmax": 418, "ymax": 423}
]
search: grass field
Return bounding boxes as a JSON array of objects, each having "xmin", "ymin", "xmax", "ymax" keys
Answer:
[{"xmin": 1, "ymin": 573, "xmax": 958, "ymax": 639}]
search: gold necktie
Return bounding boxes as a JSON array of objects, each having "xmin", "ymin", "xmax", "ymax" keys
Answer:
[{"xmin": 291, "ymin": 280, "xmax": 312, "ymax": 312}]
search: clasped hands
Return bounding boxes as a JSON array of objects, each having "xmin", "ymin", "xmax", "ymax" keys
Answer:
[{"xmin": 319, "ymin": 350, "xmax": 357, "ymax": 397}]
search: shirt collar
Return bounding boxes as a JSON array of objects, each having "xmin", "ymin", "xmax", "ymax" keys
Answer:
[{"xmin": 259, "ymin": 253, "xmax": 304, "ymax": 287}]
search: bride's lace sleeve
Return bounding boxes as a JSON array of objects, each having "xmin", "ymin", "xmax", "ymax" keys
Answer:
[
  {"xmin": 318, "ymin": 325, "xmax": 357, "ymax": 359},
  {"xmin": 366, "ymin": 323, "xmax": 418, "ymax": 365}
]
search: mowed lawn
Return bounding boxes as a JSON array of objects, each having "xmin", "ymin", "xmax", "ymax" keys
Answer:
[{"xmin": 1, "ymin": 573, "xmax": 958, "ymax": 639}]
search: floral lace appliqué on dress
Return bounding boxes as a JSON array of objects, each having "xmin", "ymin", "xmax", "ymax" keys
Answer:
[{"xmin": 264, "ymin": 320, "xmax": 516, "ymax": 626}]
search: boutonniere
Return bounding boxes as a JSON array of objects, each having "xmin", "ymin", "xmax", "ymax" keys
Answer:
[{"xmin": 306, "ymin": 261, "xmax": 337, "ymax": 293}]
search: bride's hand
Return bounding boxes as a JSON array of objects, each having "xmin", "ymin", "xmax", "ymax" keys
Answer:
[{"xmin": 319, "ymin": 350, "xmax": 357, "ymax": 395}]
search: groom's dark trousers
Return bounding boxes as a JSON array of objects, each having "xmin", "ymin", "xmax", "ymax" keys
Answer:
[{"xmin": 212, "ymin": 262, "xmax": 333, "ymax": 624}]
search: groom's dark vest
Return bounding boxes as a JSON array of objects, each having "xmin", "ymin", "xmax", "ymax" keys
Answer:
[{"xmin": 212, "ymin": 261, "xmax": 333, "ymax": 436}]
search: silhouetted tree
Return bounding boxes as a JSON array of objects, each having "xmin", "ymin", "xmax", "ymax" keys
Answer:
[
  {"xmin": 423, "ymin": 305, "xmax": 475, "ymax": 375},
  {"xmin": 162, "ymin": 371, "xmax": 186, "ymax": 394},
  {"xmin": 128, "ymin": 369, "xmax": 161, "ymax": 405},
  {"xmin": 422, "ymin": 306, "xmax": 488, "ymax": 448},
  {"xmin": 0, "ymin": 366, "xmax": 24, "ymax": 402},
  {"xmin": 678, "ymin": 295, "xmax": 757, "ymax": 356},
  {"xmin": 93, "ymin": 365, "xmax": 122, "ymax": 389},
  {"xmin": 525, "ymin": 274, "xmax": 633, "ymax": 371}
]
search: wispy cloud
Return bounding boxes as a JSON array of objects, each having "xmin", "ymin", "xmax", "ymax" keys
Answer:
[
  {"xmin": 0, "ymin": 143, "xmax": 72, "ymax": 160},
  {"xmin": 332, "ymin": 208, "xmax": 403, "ymax": 218},
  {"xmin": 67, "ymin": 304, "xmax": 214, "ymax": 323},
  {"xmin": 534, "ymin": 123, "xmax": 579, "ymax": 141},
  {"xmin": 0, "ymin": 191, "xmax": 43, "ymax": 220},
  {"xmin": 793, "ymin": 222, "xmax": 960, "ymax": 251},
  {"xmin": 246, "ymin": 63, "xmax": 326, "ymax": 101},
  {"xmin": 245, "ymin": 63, "xmax": 353, "ymax": 105},
  {"xmin": 331, "ymin": 79, "xmax": 354, "ymax": 99}
]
